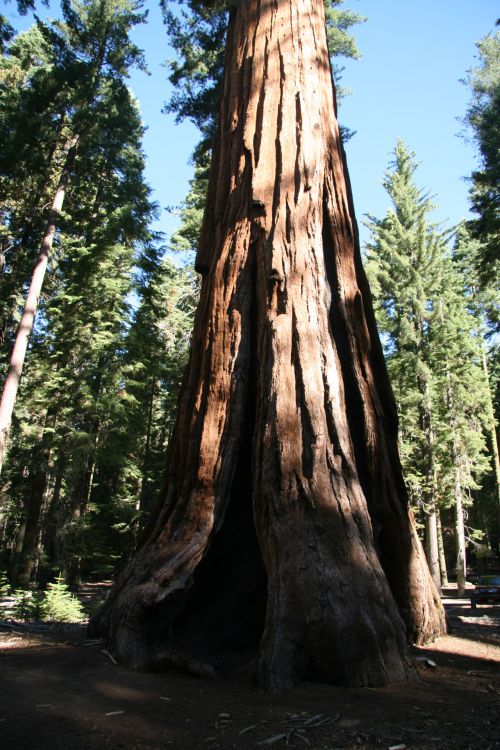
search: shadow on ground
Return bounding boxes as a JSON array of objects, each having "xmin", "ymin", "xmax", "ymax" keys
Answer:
[{"xmin": 0, "ymin": 591, "xmax": 499, "ymax": 750}]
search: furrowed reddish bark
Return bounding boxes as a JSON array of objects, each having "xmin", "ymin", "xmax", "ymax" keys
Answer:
[{"xmin": 89, "ymin": 0, "xmax": 445, "ymax": 689}]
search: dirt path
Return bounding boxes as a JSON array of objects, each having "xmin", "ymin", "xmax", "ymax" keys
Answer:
[{"xmin": 0, "ymin": 593, "xmax": 499, "ymax": 750}]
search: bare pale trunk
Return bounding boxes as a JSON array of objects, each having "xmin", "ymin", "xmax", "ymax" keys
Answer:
[
  {"xmin": 425, "ymin": 502, "xmax": 441, "ymax": 592},
  {"xmin": 481, "ymin": 347, "xmax": 500, "ymax": 547},
  {"xmin": 454, "ymin": 467, "xmax": 467, "ymax": 597},
  {"xmin": 0, "ymin": 142, "xmax": 76, "ymax": 476},
  {"xmin": 418, "ymin": 372, "xmax": 441, "ymax": 594},
  {"xmin": 436, "ymin": 508, "xmax": 449, "ymax": 587}
]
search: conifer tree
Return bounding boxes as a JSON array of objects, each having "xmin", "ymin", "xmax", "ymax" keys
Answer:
[
  {"xmin": 0, "ymin": 1, "xmax": 171, "ymax": 585},
  {"xmin": 365, "ymin": 141, "xmax": 446, "ymax": 588},
  {"xmin": 0, "ymin": 24, "xmax": 58, "ymax": 362},
  {"xmin": 90, "ymin": 256, "xmax": 197, "ymax": 559},
  {"xmin": 0, "ymin": 0, "xmax": 38, "ymax": 52},
  {"xmin": 366, "ymin": 143, "xmax": 494, "ymax": 591},
  {"xmin": 430, "ymin": 254, "xmax": 490, "ymax": 594},
  {"xmin": 463, "ymin": 31, "xmax": 500, "ymax": 287},
  {"xmin": 0, "ymin": 0, "xmax": 148, "ymax": 476},
  {"xmin": 453, "ymin": 224, "xmax": 500, "ymax": 554}
]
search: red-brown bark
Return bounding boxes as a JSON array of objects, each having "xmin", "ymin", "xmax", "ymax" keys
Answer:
[{"xmin": 89, "ymin": 0, "xmax": 445, "ymax": 689}]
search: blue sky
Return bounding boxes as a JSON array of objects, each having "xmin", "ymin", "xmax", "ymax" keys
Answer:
[
  {"xmin": 339, "ymin": 0, "xmax": 498, "ymax": 245},
  {"xmin": 6, "ymin": 0, "xmax": 498, "ymax": 249}
]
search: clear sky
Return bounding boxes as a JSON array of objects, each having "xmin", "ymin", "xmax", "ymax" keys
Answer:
[
  {"xmin": 339, "ymin": 0, "xmax": 498, "ymax": 246},
  {"xmin": 5, "ymin": 0, "xmax": 499, "ymax": 249}
]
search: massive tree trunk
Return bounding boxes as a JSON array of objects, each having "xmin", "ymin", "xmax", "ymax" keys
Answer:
[{"xmin": 90, "ymin": 0, "xmax": 445, "ymax": 689}]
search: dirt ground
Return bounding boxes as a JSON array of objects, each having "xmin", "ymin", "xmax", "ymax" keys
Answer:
[{"xmin": 1, "ymin": 588, "xmax": 499, "ymax": 750}]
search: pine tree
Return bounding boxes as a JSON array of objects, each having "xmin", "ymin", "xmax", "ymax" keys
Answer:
[
  {"xmin": 0, "ymin": 0, "xmax": 148, "ymax": 475},
  {"xmin": 430, "ymin": 253, "xmax": 490, "ymax": 595},
  {"xmin": 0, "ymin": 24, "xmax": 58, "ymax": 363},
  {"xmin": 90, "ymin": 256, "xmax": 197, "ymax": 561},
  {"xmin": 0, "ymin": 1, "xmax": 166, "ymax": 586},
  {"xmin": 463, "ymin": 30, "xmax": 500, "ymax": 287},
  {"xmin": 453, "ymin": 224, "xmax": 500, "ymax": 555},
  {"xmin": 366, "ymin": 143, "xmax": 494, "ymax": 592},
  {"xmin": 0, "ymin": 0, "xmax": 38, "ymax": 53},
  {"xmin": 365, "ymin": 141, "xmax": 447, "ymax": 589}
]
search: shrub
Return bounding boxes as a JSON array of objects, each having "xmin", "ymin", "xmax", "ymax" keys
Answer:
[
  {"xmin": 11, "ymin": 589, "xmax": 43, "ymax": 621},
  {"xmin": 40, "ymin": 576, "xmax": 85, "ymax": 623},
  {"xmin": 0, "ymin": 570, "xmax": 11, "ymax": 618}
]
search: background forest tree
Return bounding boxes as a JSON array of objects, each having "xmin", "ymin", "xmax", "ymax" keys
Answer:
[
  {"xmin": 463, "ymin": 30, "xmax": 500, "ymax": 288},
  {"xmin": 0, "ymin": 0, "xmax": 196, "ymax": 585},
  {"xmin": 365, "ymin": 142, "xmax": 497, "ymax": 596}
]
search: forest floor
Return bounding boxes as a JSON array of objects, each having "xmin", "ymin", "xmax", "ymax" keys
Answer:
[{"xmin": 0, "ymin": 585, "xmax": 499, "ymax": 750}]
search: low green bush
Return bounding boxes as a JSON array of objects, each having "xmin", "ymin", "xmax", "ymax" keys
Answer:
[
  {"xmin": 0, "ymin": 574, "xmax": 85, "ymax": 623},
  {"xmin": 40, "ymin": 576, "xmax": 85, "ymax": 623}
]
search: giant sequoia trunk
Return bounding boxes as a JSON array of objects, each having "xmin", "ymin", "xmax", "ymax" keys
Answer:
[{"xmin": 89, "ymin": 0, "xmax": 445, "ymax": 689}]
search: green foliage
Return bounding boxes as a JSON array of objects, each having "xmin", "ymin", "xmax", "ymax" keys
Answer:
[
  {"xmin": 0, "ymin": 1, "xmax": 42, "ymax": 52},
  {"xmin": 463, "ymin": 31, "xmax": 500, "ymax": 287},
  {"xmin": 162, "ymin": 0, "xmax": 228, "ymax": 152},
  {"xmin": 324, "ymin": 0, "xmax": 366, "ymax": 102},
  {"xmin": 452, "ymin": 224, "xmax": 500, "ymax": 550},
  {"xmin": 0, "ymin": 568, "xmax": 10, "ymax": 617},
  {"xmin": 365, "ymin": 141, "xmax": 446, "ymax": 512},
  {"xmin": 2, "ymin": 577, "xmax": 84, "ymax": 622},
  {"xmin": 365, "ymin": 141, "xmax": 493, "ymax": 558},
  {"xmin": 169, "ymin": 154, "xmax": 210, "ymax": 253},
  {"xmin": 0, "ymin": 1, "xmax": 151, "ymax": 382},
  {"xmin": 11, "ymin": 589, "xmax": 43, "ymax": 620},
  {"xmin": 40, "ymin": 575, "xmax": 85, "ymax": 622},
  {"xmin": 0, "ymin": 0, "xmax": 189, "ymax": 585},
  {"xmin": 91, "ymin": 256, "xmax": 197, "ymax": 542}
]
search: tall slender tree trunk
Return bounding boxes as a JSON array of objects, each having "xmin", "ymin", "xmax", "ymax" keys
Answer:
[
  {"xmin": 0, "ymin": 139, "xmax": 77, "ymax": 476},
  {"xmin": 138, "ymin": 376, "xmax": 156, "ymax": 523},
  {"xmin": 481, "ymin": 345, "xmax": 500, "ymax": 548},
  {"xmin": 425, "ymin": 500, "xmax": 441, "ymax": 590},
  {"xmin": 0, "ymin": 115, "xmax": 68, "ymax": 357},
  {"xmin": 11, "ymin": 405, "xmax": 58, "ymax": 586},
  {"xmin": 90, "ymin": 0, "xmax": 444, "ymax": 690},
  {"xmin": 453, "ymin": 462, "xmax": 467, "ymax": 597},
  {"xmin": 436, "ymin": 509, "xmax": 449, "ymax": 587},
  {"xmin": 418, "ymin": 370, "xmax": 441, "ymax": 592},
  {"xmin": 38, "ymin": 451, "xmax": 66, "ymax": 587},
  {"xmin": 63, "ymin": 437, "xmax": 98, "ymax": 586},
  {"xmin": 443, "ymin": 363, "xmax": 469, "ymax": 597}
]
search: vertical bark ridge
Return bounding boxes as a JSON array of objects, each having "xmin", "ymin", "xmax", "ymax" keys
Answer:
[
  {"xmin": 322, "ymin": 135, "xmax": 445, "ymax": 642},
  {"xmin": 242, "ymin": 0, "xmax": 416, "ymax": 688}
]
